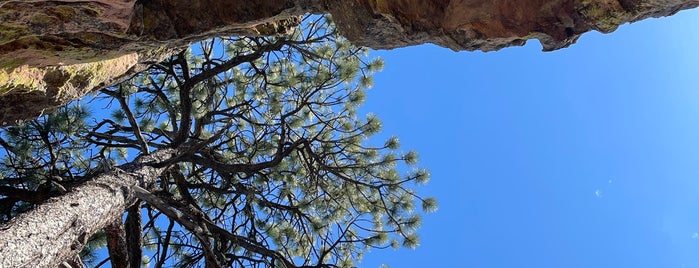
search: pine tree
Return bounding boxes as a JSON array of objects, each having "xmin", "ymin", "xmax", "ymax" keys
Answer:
[{"xmin": 0, "ymin": 16, "xmax": 435, "ymax": 267}]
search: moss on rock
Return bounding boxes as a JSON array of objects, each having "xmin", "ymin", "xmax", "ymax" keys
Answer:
[{"xmin": 579, "ymin": 0, "xmax": 627, "ymax": 33}]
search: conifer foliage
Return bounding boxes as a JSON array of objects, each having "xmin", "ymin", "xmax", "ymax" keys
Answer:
[{"xmin": 0, "ymin": 16, "xmax": 435, "ymax": 267}]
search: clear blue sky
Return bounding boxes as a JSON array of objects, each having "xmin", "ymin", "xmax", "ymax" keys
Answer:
[{"xmin": 359, "ymin": 8, "xmax": 699, "ymax": 268}]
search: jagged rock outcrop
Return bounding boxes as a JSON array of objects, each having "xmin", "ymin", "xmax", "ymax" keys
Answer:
[
  {"xmin": 0, "ymin": 0, "xmax": 305, "ymax": 126},
  {"xmin": 332, "ymin": 0, "xmax": 699, "ymax": 51},
  {"xmin": 1, "ymin": 0, "xmax": 697, "ymax": 126}
]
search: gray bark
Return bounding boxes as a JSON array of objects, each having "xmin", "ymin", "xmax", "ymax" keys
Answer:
[{"xmin": 0, "ymin": 149, "xmax": 174, "ymax": 267}]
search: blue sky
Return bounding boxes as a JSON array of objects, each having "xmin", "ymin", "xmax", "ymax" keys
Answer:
[{"xmin": 359, "ymin": 8, "xmax": 699, "ymax": 268}]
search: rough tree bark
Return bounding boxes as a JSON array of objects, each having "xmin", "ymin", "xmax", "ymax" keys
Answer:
[
  {"xmin": 125, "ymin": 203, "xmax": 143, "ymax": 268},
  {"xmin": 0, "ymin": 149, "xmax": 173, "ymax": 267},
  {"xmin": 104, "ymin": 219, "xmax": 129, "ymax": 268}
]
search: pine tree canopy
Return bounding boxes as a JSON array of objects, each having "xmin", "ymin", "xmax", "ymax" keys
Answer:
[{"xmin": 0, "ymin": 16, "xmax": 435, "ymax": 268}]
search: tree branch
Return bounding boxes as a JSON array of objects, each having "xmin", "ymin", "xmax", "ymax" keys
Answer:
[
  {"xmin": 132, "ymin": 186, "xmax": 223, "ymax": 268},
  {"xmin": 101, "ymin": 88, "xmax": 150, "ymax": 154}
]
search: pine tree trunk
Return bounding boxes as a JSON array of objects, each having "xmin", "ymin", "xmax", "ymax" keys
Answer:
[
  {"xmin": 125, "ymin": 203, "xmax": 143, "ymax": 268},
  {"xmin": 0, "ymin": 150, "xmax": 173, "ymax": 267},
  {"xmin": 104, "ymin": 219, "xmax": 129, "ymax": 268}
]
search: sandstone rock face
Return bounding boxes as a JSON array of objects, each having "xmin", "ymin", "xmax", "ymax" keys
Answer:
[
  {"xmin": 0, "ymin": 0, "xmax": 305, "ymax": 126},
  {"xmin": 332, "ymin": 0, "xmax": 699, "ymax": 51},
  {"xmin": 0, "ymin": 0, "xmax": 697, "ymax": 125}
]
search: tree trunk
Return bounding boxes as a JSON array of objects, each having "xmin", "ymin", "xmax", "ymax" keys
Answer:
[
  {"xmin": 0, "ymin": 149, "xmax": 173, "ymax": 267},
  {"xmin": 125, "ymin": 203, "xmax": 143, "ymax": 268},
  {"xmin": 104, "ymin": 219, "xmax": 129, "ymax": 268}
]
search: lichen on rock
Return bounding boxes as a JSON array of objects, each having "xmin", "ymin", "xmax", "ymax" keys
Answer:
[{"xmin": 0, "ymin": 53, "xmax": 140, "ymax": 125}]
